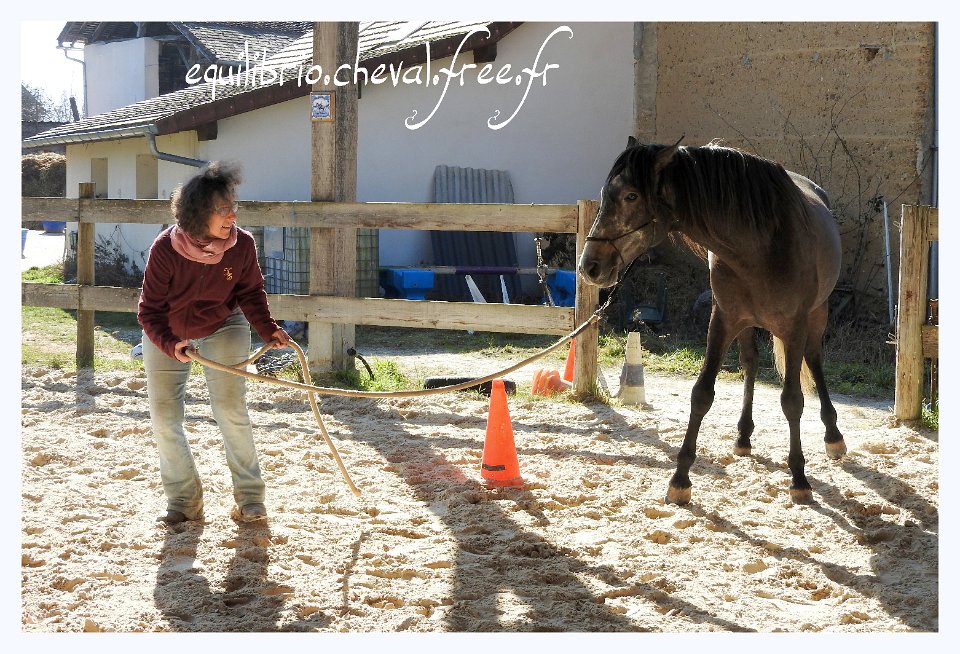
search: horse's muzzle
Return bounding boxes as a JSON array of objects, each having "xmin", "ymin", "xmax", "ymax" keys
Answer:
[{"xmin": 578, "ymin": 243, "xmax": 620, "ymax": 288}]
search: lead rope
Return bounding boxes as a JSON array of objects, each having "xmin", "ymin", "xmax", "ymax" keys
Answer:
[{"xmin": 185, "ymin": 269, "xmax": 631, "ymax": 497}]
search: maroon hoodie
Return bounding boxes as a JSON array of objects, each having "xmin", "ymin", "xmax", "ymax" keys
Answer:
[{"xmin": 138, "ymin": 226, "xmax": 280, "ymax": 360}]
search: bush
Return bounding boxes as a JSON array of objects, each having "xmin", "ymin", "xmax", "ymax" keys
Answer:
[{"xmin": 64, "ymin": 234, "xmax": 144, "ymax": 288}]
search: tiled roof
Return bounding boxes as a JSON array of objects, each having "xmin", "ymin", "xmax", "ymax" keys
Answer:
[
  {"xmin": 243, "ymin": 21, "xmax": 498, "ymax": 72},
  {"xmin": 57, "ymin": 21, "xmax": 311, "ymax": 55},
  {"xmin": 360, "ymin": 21, "xmax": 493, "ymax": 59},
  {"xmin": 176, "ymin": 22, "xmax": 311, "ymax": 64},
  {"xmin": 58, "ymin": 22, "xmax": 167, "ymax": 46},
  {"xmin": 25, "ymin": 21, "xmax": 515, "ymax": 148}
]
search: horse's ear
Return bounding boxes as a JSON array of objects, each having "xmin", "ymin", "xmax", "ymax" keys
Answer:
[
  {"xmin": 654, "ymin": 135, "xmax": 684, "ymax": 176},
  {"xmin": 627, "ymin": 135, "xmax": 638, "ymax": 148}
]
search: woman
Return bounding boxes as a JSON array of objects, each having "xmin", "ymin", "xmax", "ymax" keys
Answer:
[{"xmin": 138, "ymin": 162, "xmax": 290, "ymax": 525}]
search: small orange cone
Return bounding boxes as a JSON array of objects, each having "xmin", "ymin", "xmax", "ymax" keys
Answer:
[
  {"xmin": 562, "ymin": 339, "xmax": 576, "ymax": 383},
  {"xmin": 532, "ymin": 368, "xmax": 568, "ymax": 396},
  {"xmin": 480, "ymin": 379, "xmax": 525, "ymax": 488},
  {"xmin": 531, "ymin": 368, "xmax": 546, "ymax": 395}
]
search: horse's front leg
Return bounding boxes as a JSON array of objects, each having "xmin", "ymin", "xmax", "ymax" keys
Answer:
[
  {"xmin": 667, "ymin": 310, "xmax": 737, "ymax": 505},
  {"xmin": 734, "ymin": 327, "xmax": 758, "ymax": 456},
  {"xmin": 779, "ymin": 329, "xmax": 814, "ymax": 504}
]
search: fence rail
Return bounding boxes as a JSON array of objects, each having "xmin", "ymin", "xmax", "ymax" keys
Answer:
[{"xmin": 21, "ymin": 193, "xmax": 600, "ymax": 395}]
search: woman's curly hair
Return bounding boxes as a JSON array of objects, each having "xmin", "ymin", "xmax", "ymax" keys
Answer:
[{"xmin": 170, "ymin": 161, "xmax": 242, "ymax": 239}]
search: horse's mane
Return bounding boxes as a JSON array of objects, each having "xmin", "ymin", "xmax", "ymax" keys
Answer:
[{"xmin": 610, "ymin": 142, "xmax": 813, "ymax": 257}]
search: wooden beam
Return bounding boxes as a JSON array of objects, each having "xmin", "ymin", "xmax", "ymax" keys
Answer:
[
  {"xmin": 270, "ymin": 295, "xmax": 574, "ymax": 335},
  {"xmin": 242, "ymin": 201, "xmax": 577, "ymax": 232},
  {"xmin": 195, "ymin": 122, "xmax": 218, "ymax": 141},
  {"xmin": 76, "ymin": 183, "xmax": 96, "ymax": 368},
  {"xmin": 472, "ymin": 42, "xmax": 497, "ymax": 64},
  {"xmin": 20, "ymin": 283, "xmax": 574, "ymax": 335},
  {"xmin": 22, "ymin": 283, "xmax": 83, "ymax": 309},
  {"xmin": 25, "ymin": 197, "xmax": 578, "ymax": 233},
  {"xmin": 573, "ymin": 199, "xmax": 600, "ymax": 398},
  {"xmin": 153, "ymin": 81, "xmax": 309, "ymax": 135},
  {"xmin": 894, "ymin": 204, "xmax": 933, "ymax": 421},
  {"xmin": 310, "ymin": 22, "xmax": 359, "ymax": 374},
  {"xmin": 21, "ymin": 197, "xmax": 80, "ymax": 223}
]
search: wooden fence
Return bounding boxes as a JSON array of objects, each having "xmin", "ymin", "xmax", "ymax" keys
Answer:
[
  {"xmin": 894, "ymin": 204, "xmax": 938, "ymax": 421},
  {"xmin": 21, "ymin": 189, "xmax": 601, "ymax": 396}
]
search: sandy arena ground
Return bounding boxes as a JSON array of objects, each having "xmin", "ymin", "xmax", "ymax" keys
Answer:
[{"xmin": 20, "ymin": 347, "xmax": 938, "ymax": 636}]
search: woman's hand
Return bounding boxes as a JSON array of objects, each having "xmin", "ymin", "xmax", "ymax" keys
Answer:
[
  {"xmin": 270, "ymin": 328, "xmax": 292, "ymax": 349},
  {"xmin": 174, "ymin": 340, "xmax": 194, "ymax": 363}
]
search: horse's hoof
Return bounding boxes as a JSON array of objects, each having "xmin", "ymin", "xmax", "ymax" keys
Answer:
[
  {"xmin": 666, "ymin": 485, "xmax": 691, "ymax": 505},
  {"xmin": 825, "ymin": 440, "xmax": 847, "ymax": 460},
  {"xmin": 733, "ymin": 445, "xmax": 752, "ymax": 457},
  {"xmin": 789, "ymin": 487, "xmax": 814, "ymax": 504}
]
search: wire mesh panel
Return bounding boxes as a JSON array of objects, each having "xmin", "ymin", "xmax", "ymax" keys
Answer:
[{"xmin": 260, "ymin": 226, "xmax": 379, "ymax": 297}]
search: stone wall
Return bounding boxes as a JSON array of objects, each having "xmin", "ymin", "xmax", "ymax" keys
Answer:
[{"xmin": 637, "ymin": 22, "xmax": 936, "ymax": 319}]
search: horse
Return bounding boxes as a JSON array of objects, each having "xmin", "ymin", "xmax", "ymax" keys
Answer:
[{"xmin": 579, "ymin": 137, "xmax": 847, "ymax": 505}]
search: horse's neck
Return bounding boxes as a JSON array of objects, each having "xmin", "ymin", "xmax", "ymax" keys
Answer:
[
  {"xmin": 677, "ymin": 219, "xmax": 772, "ymax": 275},
  {"xmin": 675, "ymin": 217, "xmax": 738, "ymax": 258}
]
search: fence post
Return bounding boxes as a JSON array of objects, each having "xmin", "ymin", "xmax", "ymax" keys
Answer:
[
  {"xmin": 894, "ymin": 204, "xmax": 930, "ymax": 421},
  {"xmin": 76, "ymin": 182, "xmax": 96, "ymax": 368},
  {"xmin": 573, "ymin": 199, "xmax": 600, "ymax": 397},
  {"xmin": 309, "ymin": 21, "xmax": 358, "ymax": 376}
]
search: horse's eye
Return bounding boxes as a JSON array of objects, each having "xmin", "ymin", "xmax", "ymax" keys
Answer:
[{"xmin": 624, "ymin": 192, "xmax": 639, "ymax": 202}]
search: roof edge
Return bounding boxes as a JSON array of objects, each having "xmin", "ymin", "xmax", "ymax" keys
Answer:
[{"xmin": 22, "ymin": 125, "xmax": 152, "ymax": 149}]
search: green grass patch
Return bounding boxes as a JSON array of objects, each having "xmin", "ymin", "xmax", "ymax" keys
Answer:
[
  {"xmin": 921, "ymin": 402, "xmax": 938, "ymax": 431},
  {"xmin": 22, "ymin": 263, "xmax": 64, "ymax": 284},
  {"xmin": 341, "ymin": 359, "xmax": 416, "ymax": 392},
  {"xmin": 21, "ymin": 305, "xmax": 142, "ymax": 372}
]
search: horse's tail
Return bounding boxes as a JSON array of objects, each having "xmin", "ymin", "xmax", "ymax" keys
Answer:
[{"xmin": 772, "ymin": 336, "xmax": 815, "ymax": 394}]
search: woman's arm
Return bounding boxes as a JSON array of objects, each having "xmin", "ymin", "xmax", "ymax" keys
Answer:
[{"xmin": 137, "ymin": 241, "xmax": 186, "ymax": 360}]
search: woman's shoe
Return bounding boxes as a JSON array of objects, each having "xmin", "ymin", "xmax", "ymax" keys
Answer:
[
  {"xmin": 239, "ymin": 503, "xmax": 267, "ymax": 522},
  {"xmin": 157, "ymin": 510, "xmax": 189, "ymax": 525}
]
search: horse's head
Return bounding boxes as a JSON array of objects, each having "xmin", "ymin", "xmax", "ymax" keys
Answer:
[{"xmin": 578, "ymin": 137, "xmax": 680, "ymax": 288}]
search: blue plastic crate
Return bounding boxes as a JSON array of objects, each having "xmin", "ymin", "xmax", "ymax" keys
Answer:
[
  {"xmin": 546, "ymin": 270, "xmax": 576, "ymax": 307},
  {"xmin": 380, "ymin": 268, "xmax": 435, "ymax": 301}
]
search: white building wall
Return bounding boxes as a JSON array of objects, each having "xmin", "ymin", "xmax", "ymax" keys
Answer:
[
  {"xmin": 64, "ymin": 132, "xmax": 199, "ymax": 274},
  {"xmin": 356, "ymin": 22, "xmax": 634, "ymax": 269},
  {"xmin": 84, "ymin": 38, "xmax": 160, "ymax": 116},
  {"xmin": 197, "ymin": 99, "xmax": 312, "ymax": 201}
]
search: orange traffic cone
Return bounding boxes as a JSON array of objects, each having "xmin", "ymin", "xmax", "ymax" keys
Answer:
[
  {"xmin": 562, "ymin": 339, "xmax": 576, "ymax": 383},
  {"xmin": 480, "ymin": 379, "xmax": 525, "ymax": 488}
]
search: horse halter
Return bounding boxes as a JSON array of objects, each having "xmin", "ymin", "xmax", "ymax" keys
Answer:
[
  {"xmin": 585, "ymin": 214, "xmax": 656, "ymax": 271},
  {"xmin": 582, "ymin": 194, "xmax": 661, "ymax": 313}
]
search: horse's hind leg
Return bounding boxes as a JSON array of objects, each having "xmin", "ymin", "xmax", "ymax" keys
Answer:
[
  {"xmin": 734, "ymin": 327, "xmax": 758, "ymax": 456},
  {"xmin": 805, "ymin": 302, "xmax": 846, "ymax": 459},
  {"xmin": 667, "ymin": 310, "xmax": 737, "ymax": 505},
  {"xmin": 780, "ymin": 329, "xmax": 814, "ymax": 504}
]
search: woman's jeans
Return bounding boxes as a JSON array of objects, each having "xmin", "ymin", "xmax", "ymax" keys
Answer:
[{"xmin": 142, "ymin": 309, "xmax": 265, "ymax": 519}]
